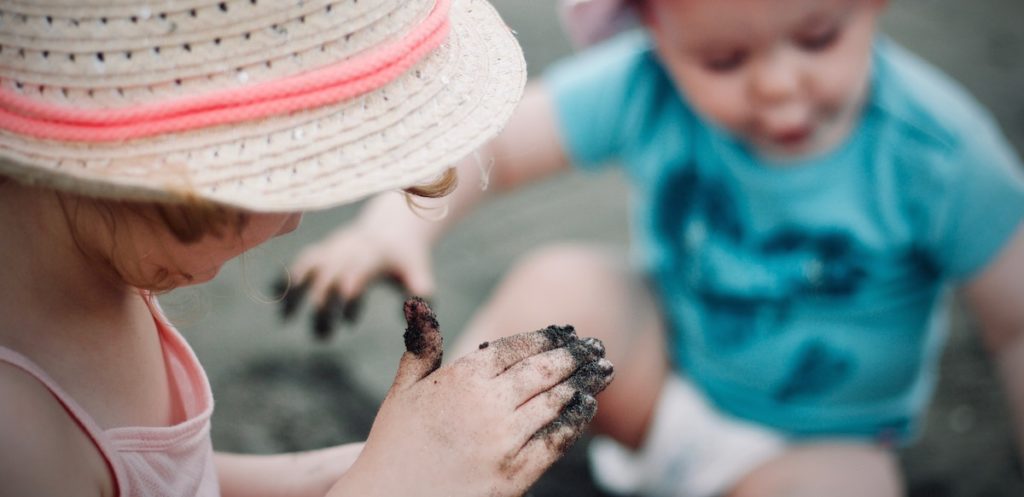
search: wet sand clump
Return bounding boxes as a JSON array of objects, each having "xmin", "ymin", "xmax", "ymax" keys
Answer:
[{"xmin": 402, "ymin": 297, "xmax": 443, "ymax": 371}]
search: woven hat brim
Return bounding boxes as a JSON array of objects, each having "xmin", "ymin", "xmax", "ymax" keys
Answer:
[{"xmin": 0, "ymin": 0, "xmax": 526, "ymax": 212}]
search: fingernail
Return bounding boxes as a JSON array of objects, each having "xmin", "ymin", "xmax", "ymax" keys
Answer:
[
  {"xmin": 532, "ymin": 391, "xmax": 596, "ymax": 455},
  {"xmin": 312, "ymin": 288, "xmax": 343, "ymax": 340},
  {"xmin": 567, "ymin": 340, "xmax": 602, "ymax": 365},
  {"xmin": 280, "ymin": 277, "xmax": 312, "ymax": 319},
  {"xmin": 271, "ymin": 276, "xmax": 288, "ymax": 297},
  {"xmin": 342, "ymin": 295, "xmax": 362, "ymax": 324},
  {"xmin": 541, "ymin": 325, "xmax": 577, "ymax": 348},
  {"xmin": 581, "ymin": 337, "xmax": 605, "ymax": 358},
  {"xmin": 563, "ymin": 392, "xmax": 598, "ymax": 425},
  {"xmin": 569, "ymin": 359, "xmax": 615, "ymax": 396}
]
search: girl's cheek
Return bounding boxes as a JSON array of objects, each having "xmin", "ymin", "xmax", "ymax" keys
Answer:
[{"xmin": 279, "ymin": 213, "xmax": 302, "ymax": 236}]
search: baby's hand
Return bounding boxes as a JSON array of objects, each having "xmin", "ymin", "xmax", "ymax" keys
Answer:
[
  {"xmin": 330, "ymin": 297, "xmax": 614, "ymax": 497},
  {"xmin": 275, "ymin": 216, "xmax": 435, "ymax": 339}
]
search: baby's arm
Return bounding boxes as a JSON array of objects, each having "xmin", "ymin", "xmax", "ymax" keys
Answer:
[
  {"xmin": 963, "ymin": 224, "xmax": 1024, "ymax": 467},
  {"xmin": 285, "ymin": 83, "xmax": 568, "ymax": 323},
  {"xmin": 359, "ymin": 81, "xmax": 570, "ymax": 244}
]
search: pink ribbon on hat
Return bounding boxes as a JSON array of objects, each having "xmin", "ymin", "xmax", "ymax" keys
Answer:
[
  {"xmin": 559, "ymin": 0, "xmax": 639, "ymax": 48},
  {"xmin": 0, "ymin": 0, "xmax": 451, "ymax": 142}
]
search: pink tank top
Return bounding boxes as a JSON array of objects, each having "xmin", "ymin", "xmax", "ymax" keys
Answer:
[{"xmin": 0, "ymin": 309, "xmax": 220, "ymax": 496}]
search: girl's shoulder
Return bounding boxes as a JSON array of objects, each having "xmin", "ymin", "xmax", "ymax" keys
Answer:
[{"xmin": 0, "ymin": 359, "xmax": 113, "ymax": 496}]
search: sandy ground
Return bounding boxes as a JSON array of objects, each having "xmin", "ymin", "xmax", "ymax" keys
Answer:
[{"xmin": 160, "ymin": 1, "xmax": 1024, "ymax": 495}]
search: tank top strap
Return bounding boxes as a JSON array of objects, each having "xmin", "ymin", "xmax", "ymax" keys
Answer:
[{"xmin": 0, "ymin": 345, "xmax": 129, "ymax": 494}]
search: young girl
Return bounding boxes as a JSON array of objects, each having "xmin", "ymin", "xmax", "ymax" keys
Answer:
[
  {"xmin": 0, "ymin": 1, "xmax": 614, "ymax": 496},
  {"xmin": 285, "ymin": 0, "xmax": 1024, "ymax": 496}
]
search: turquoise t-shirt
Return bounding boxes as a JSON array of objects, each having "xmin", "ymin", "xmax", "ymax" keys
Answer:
[{"xmin": 545, "ymin": 32, "xmax": 1024, "ymax": 441}]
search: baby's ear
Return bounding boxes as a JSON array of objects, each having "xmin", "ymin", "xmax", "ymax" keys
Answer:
[{"xmin": 392, "ymin": 297, "xmax": 443, "ymax": 389}]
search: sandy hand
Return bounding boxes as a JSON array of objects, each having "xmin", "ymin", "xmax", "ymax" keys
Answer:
[
  {"xmin": 331, "ymin": 297, "xmax": 614, "ymax": 497},
  {"xmin": 276, "ymin": 209, "xmax": 436, "ymax": 339}
]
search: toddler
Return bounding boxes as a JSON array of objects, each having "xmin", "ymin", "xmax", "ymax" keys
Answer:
[
  {"xmin": 286, "ymin": 0, "xmax": 1024, "ymax": 496},
  {"xmin": 0, "ymin": 1, "xmax": 614, "ymax": 496}
]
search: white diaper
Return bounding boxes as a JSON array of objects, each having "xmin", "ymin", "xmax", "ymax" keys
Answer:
[{"xmin": 589, "ymin": 375, "xmax": 787, "ymax": 497}]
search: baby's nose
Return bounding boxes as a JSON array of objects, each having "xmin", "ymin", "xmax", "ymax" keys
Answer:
[{"xmin": 750, "ymin": 51, "xmax": 802, "ymax": 104}]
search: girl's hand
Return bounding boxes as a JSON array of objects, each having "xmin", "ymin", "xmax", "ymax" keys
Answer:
[
  {"xmin": 330, "ymin": 298, "xmax": 614, "ymax": 497},
  {"xmin": 277, "ymin": 201, "xmax": 437, "ymax": 339}
]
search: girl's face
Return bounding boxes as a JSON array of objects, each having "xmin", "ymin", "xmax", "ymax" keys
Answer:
[
  {"xmin": 131, "ymin": 210, "xmax": 302, "ymax": 288},
  {"xmin": 643, "ymin": 0, "xmax": 885, "ymax": 160}
]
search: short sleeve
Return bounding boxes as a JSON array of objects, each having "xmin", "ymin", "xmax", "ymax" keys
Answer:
[
  {"xmin": 923, "ymin": 119, "xmax": 1024, "ymax": 280},
  {"xmin": 543, "ymin": 31, "xmax": 660, "ymax": 171}
]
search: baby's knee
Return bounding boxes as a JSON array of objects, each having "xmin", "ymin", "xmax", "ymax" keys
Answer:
[
  {"xmin": 507, "ymin": 243, "xmax": 618, "ymax": 288},
  {"xmin": 468, "ymin": 243, "xmax": 633, "ymax": 341},
  {"xmin": 452, "ymin": 243, "xmax": 615, "ymax": 357}
]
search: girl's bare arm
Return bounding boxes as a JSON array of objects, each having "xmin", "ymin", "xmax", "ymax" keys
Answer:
[{"xmin": 216, "ymin": 445, "xmax": 363, "ymax": 497}]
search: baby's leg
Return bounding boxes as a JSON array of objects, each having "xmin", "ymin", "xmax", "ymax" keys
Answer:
[
  {"xmin": 727, "ymin": 443, "xmax": 903, "ymax": 497},
  {"xmin": 453, "ymin": 243, "xmax": 669, "ymax": 448}
]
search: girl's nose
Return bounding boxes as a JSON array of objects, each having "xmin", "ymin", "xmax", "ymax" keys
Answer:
[{"xmin": 277, "ymin": 213, "xmax": 303, "ymax": 236}]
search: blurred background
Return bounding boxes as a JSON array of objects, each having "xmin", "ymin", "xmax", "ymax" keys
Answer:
[{"xmin": 160, "ymin": 1, "xmax": 1024, "ymax": 495}]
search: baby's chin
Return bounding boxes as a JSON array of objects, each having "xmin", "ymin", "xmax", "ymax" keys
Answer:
[
  {"xmin": 750, "ymin": 127, "xmax": 848, "ymax": 164},
  {"xmin": 753, "ymin": 140, "xmax": 820, "ymax": 163}
]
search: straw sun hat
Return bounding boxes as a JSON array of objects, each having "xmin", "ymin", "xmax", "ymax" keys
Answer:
[{"xmin": 0, "ymin": 0, "xmax": 525, "ymax": 212}]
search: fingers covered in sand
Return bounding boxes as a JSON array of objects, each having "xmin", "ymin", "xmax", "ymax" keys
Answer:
[{"xmin": 345, "ymin": 297, "xmax": 615, "ymax": 497}]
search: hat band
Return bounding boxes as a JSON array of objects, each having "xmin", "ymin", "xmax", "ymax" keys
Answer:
[{"xmin": 0, "ymin": 0, "xmax": 450, "ymax": 143}]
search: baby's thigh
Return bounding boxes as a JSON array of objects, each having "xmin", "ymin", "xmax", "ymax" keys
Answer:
[
  {"xmin": 454, "ymin": 243, "xmax": 668, "ymax": 446},
  {"xmin": 457, "ymin": 243, "xmax": 664, "ymax": 356},
  {"xmin": 728, "ymin": 443, "xmax": 903, "ymax": 497}
]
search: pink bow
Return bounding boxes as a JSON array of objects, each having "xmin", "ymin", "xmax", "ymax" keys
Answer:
[{"xmin": 559, "ymin": 0, "xmax": 639, "ymax": 48}]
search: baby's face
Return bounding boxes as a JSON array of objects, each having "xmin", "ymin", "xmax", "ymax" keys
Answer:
[{"xmin": 644, "ymin": 0, "xmax": 885, "ymax": 160}]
